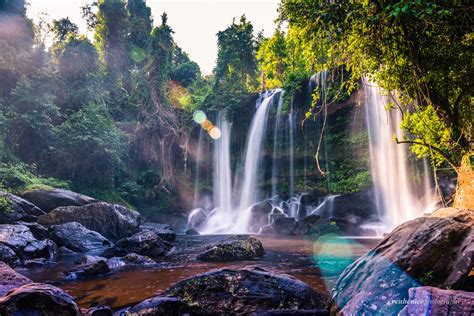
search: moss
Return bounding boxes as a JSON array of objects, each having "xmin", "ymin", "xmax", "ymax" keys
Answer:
[{"xmin": 0, "ymin": 195, "xmax": 13, "ymax": 213}]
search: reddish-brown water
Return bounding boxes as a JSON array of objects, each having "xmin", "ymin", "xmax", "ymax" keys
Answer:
[{"xmin": 18, "ymin": 234, "xmax": 380, "ymax": 311}]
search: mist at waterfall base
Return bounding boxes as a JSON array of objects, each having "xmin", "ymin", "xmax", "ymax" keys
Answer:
[{"xmin": 188, "ymin": 78, "xmax": 438, "ymax": 236}]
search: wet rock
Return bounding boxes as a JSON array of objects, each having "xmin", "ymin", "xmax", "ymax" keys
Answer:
[
  {"xmin": 38, "ymin": 202, "xmax": 140, "ymax": 241},
  {"xmin": 75, "ymin": 255, "xmax": 107, "ymax": 266},
  {"xmin": 109, "ymin": 253, "xmax": 156, "ymax": 267},
  {"xmin": 186, "ymin": 208, "xmax": 207, "ymax": 230},
  {"xmin": 0, "ymin": 224, "xmax": 37, "ymax": 255},
  {"xmin": 147, "ymin": 212, "xmax": 188, "ymax": 233},
  {"xmin": 21, "ymin": 188, "xmax": 98, "ymax": 213},
  {"xmin": 0, "ymin": 283, "xmax": 80, "ymax": 315},
  {"xmin": 141, "ymin": 222, "xmax": 176, "ymax": 242},
  {"xmin": 23, "ymin": 258, "xmax": 56, "ymax": 268},
  {"xmin": 399, "ymin": 286, "xmax": 474, "ymax": 316},
  {"xmin": 430, "ymin": 207, "xmax": 474, "ymax": 223},
  {"xmin": 197, "ymin": 236, "xmax": 264, "ymax": 262},
  {"xmin": 272, "ymin": 217, "xmax": 297, "ymax": 235},
  {"xmin": 327, "ymin": 190, "xmax": 377, "ymax": 221},
  {"xmin": 259, "ymin": 225, "xmax": 276, "ymax": 235},
  {"xmin": 114, "ymin": 230, "xmax": 171, "ymax": 259},
  {"xmin": 185, "ymin": 228, "xmax": 200, "ymax": 235},
  {"xmin": 65, "ymin": 259, "xmax": 110, "ymax": 280},
  {"xmin": 290, "ymin": 214, "xmax": 321, "ymax": 235},
  {"xmin": 22, "ymin": 239, "xmax": 58, "ymax": 259},
  {"xmin": 248, "ymin": 201, "xmax": 273, "ymax": 232},
  {"xmin": 0, "ymin": 261, "xmax": 32, "ymax": 296},
  {"xmin": 0, "ymin": 244, "xmax": 19, "ymax": 267},
  {"xmin": 0, "ymin": 191, "xmax": 45, "ymax": 224},
  {"xmin": 81, "ymin": 303, "xmax": 113, "ymax": 316},
  {"xmin": 50, "ymin": 222, "xmax": 113, "ymax": 252},
  {"xmin": 59, "ymin": 246, "xmax": 76, "ymax": 255},
  {"xmin": 127, "ymin": 297, "xmax": 189, "ymax": 316},
  {"xmin": 160, "ymin": 267, "xmax": 329, "ymax": 314},
  {"xmin": 15, "ymin": 221, "xmax": 50, "ymax": 240},
  {"xmin": 250, "ymin": 311, "xmax": 329, "ymax": 316},
  {"xmin": 330, "ymin": 209, "xmax": 474, "ymax": 315}
]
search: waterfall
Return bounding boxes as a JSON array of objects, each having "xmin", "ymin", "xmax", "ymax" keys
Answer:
[
  {"xmin": 287, "ymin": 98, "xmax": 297, "ymax": 217},
  {"xmin": 193, "ymin": 129, "xmax": 205, "ymax": 207},
  {"xmin": 201, "ymin": 112, "xmax": 233, "ymax": 233},
  {"xmin": 235, "ymin": 89, "xmax": 281, "ymax": 231},
  {"xmin": 201, "ymin": 89, "xmax": 281, "ymax": 233},
  {"xmin": 271, "ymin": 91, "xmax": 285, "ymax": 197},
  {"xmin": 364, "ymin": 81, "xmax": 437, "ymax": 230}
]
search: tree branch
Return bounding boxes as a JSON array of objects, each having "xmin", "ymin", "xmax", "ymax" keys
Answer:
[{"xmin": 395, "ymin": 138, "xmax": 458, "ymax": 173}]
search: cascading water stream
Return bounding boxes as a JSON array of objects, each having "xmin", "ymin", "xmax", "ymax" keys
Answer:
[
  {"xmin": 271, "ymin": 91, "xmax": 285, "ymax": 198},
  {"xmin": 200, "ymin": 89, "xmax": 282, "ymax": 234},
  {"xmin": 364, "ymin": 81, "xmax": 437, "ymax": 230},
  {"xmin": 193, "ymin": 129, "xmax": 205, "ymax": 207},
  {"xmin": 234, "ymin": 89, "xmax": 282, "ymax": 231}
]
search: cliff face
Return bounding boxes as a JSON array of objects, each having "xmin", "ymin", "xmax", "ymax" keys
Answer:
[{"xmin": 454, "ymin": 156, "xmax": 474, "ymax": 209}]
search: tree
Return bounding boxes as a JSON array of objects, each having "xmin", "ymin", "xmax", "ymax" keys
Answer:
[
  {"xmin": 52, "ymin": 35, "xmax": 102, "ymax": 113},
  {"xmin": 95, "ymin": 0, "xmax": 131, "ymax": 87},
  {"xmin": 171, "ymin": 47, "xmax": 201, "ymax": 87},
  {"xmin": 127, "ymin": 0, "xmax": 152, "ymax": 64},
  {"xmin": 55, "ymin": 102, "xmax": 128, "ymax": 189},
  {"xmin": 148, "ymin": 13, "xmax": 174, "ymax": 93},
  {"xmin": 50, "ymin": 18, "xmax": 79, "ymax": 42},
  {"xmin": 0, "ymin": 0, "xmax": 34, "ymax": 97},
  {"xmin": 0, "ymin": 0, "xmax": 26, "ymax": 15},
  {"xmin": 4, "ymin": 72, "xmax": 59, "ymax": 164},
  {"xmin": 256, "ymin": 28, "xmax": 287, "ymax": 90},
  {"xmin": 279, "ymin": 0, "xmax": 473, "ymax": 170},
  {"xmin": 215, "ymin": 15, "xmax": 257, "ymax": 90}
]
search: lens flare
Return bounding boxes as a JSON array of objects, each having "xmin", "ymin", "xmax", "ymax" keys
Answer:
[
  {"xmin": 193, "ymin": 110, "xmax": 207, "ymax": 124},
  {"xmin": 208, "ymin": 126, "xmax": 222, "ymax": 139},
  {"xmin": 201, "ymin": 119, "xmax": 213, "ymax": 131},
  {"xmin": 313, "ymin": 234, "xmax": 354, "ymax": 290}
]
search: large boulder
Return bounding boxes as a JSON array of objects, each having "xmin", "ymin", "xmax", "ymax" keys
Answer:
[
  {"xmin": 49, "ymin": 222, "xmax": 112, "ymax": 253},
  {"xmin": 0, "ymin": 224, "xmax": 36, "ymax": 254},
  {"xmin": 0, "ymin": 283, "xmax": 80, "ymax": 315},
  {"xmin": 399, "ymin": 286, "xmax": 474, "ymax": 316},
  {"xmin": 113, "ymin": 230, "xmax": 171, "ymax": 259},
  {"xmin": 330, "ymin": 208, "xmax": 474, "ymax": 315},
  {"xmin": 22, "ymin": 239, "xmax": 58, "ymax": 260},
  {"xmin": 159, "ymin": 267, "xmax": 329, "ymax": 314},
  {"xmin": 0, "ymin": 261, "xmax": 32, "ymax": 296},
  {"xmin": 127, "ymin": 297, "xmax": 189, "ymax": 316},
  {"xmin": 15, "ymin": 222, "xmax": 50, "ymax": 240},
  {"xmin": 290, "ymin": 214, "xmax": 321, "ymax": 235},
  {"xmin": 21, "ymin": 188, "xmax": 98, "ymax": 213},
  {"xmin": 0, "ymin": 244, "xmax": 19, "ymax": 267},
  {"xmin": 38, "ymin": 202, "xmax": 140, "ymax": 241},
  {"xmin": 311, "ymin": 190, "xmax": 377, "ymax": 222},
  {"xmin": 248, "ymin": 201, "xmax": 273, "ymax": 233},
  {"xmin": 140, "ymin": 222, "xmax": 176, "ymax": 242},
  {"xmin": 0, "ymin": 224, "xmax": 58, "ymax": 260},
  {"xmin": 0, "ymin": 191, "xmax": 44, "ymax": 224},
  {"xmin": 262, "ymin": 217, "xmax": 297, "ymax": 235},
  {"xmin": 196, "ymin": 236, "xmax": 265, "ymax": 262}
]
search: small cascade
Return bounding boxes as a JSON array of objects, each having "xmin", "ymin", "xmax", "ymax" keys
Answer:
[
  {"xmin": 310, "ymin": 195, "xmax": 339, "ymax": 217},
  {"xmin": 364, "ymin": 80, "xmax": 437, "ymax": 230}
]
